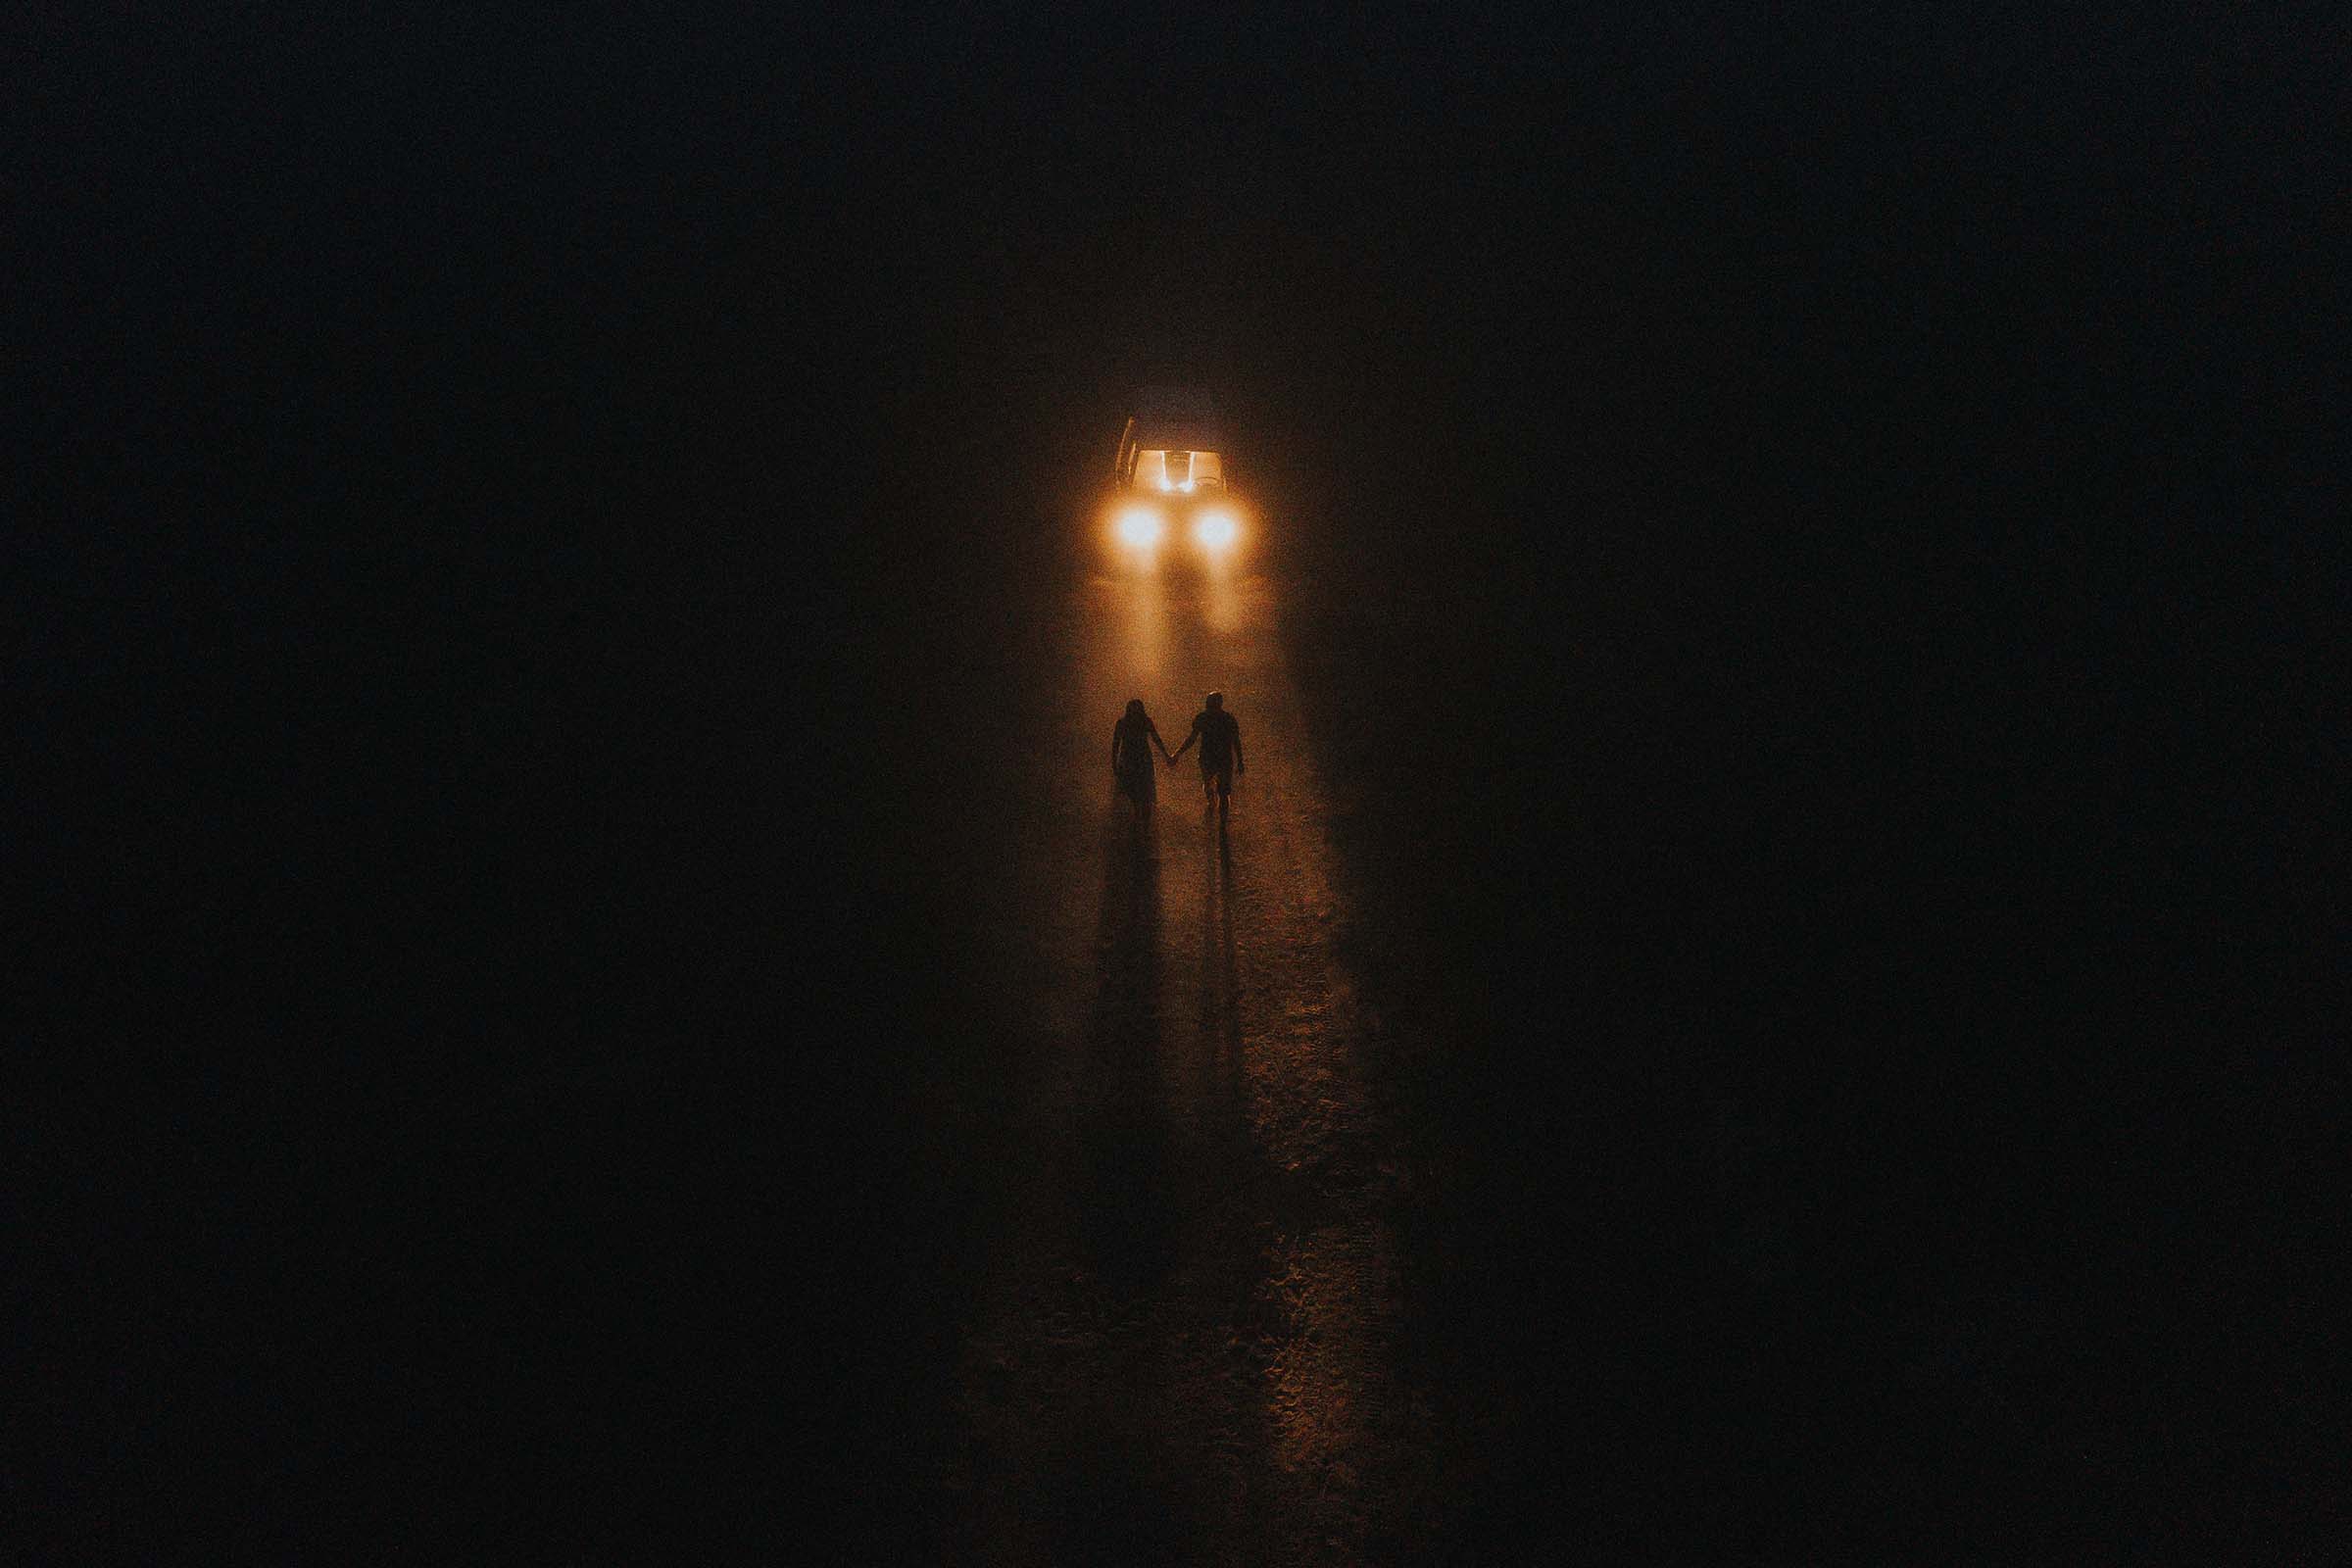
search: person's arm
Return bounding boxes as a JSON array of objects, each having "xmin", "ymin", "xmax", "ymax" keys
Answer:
[
  {"xmin": 1112, "ymin": 723, "xmax": 1123, "ymax": 772},
  {"xmin": 1170, "ymin": 720, "xmax": 1196, "ymax": 764},
  {"xmin": 1233, "ymin": 720, "xmax": 1244, "ymax": 775},
  {"xmin": 1151, "ymin": 719, "xmax": 1173, "ymax": 760}
]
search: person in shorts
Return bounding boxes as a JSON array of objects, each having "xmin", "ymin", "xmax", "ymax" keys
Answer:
[{"xmin": 1170, "ymin": 691, "xmax": 1244, "ymax": 813}]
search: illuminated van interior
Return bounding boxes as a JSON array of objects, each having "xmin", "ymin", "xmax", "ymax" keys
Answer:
[{"xmin": 1132, "ymin": 449, "xmax": 1224, "ymax": 492}]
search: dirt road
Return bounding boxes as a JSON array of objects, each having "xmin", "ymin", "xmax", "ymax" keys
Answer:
[{"xmin": 941, "ymin": 560, "xmax": 1429, "ymax": 1564}]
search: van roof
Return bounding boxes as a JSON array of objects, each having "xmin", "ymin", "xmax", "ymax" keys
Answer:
[{"xmin": 1129, "ymin": 385, "xmax": 1222, "ymax": 450}]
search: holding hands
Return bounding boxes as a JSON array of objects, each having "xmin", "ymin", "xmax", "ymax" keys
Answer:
[{"xmin": 1117, "ymin": 694, "xmax": 1243, "ymax": 795}]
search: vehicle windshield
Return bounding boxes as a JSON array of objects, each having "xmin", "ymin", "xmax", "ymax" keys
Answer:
[{"xmin": 1132, "ymin": 448, "xmax": 1224, "ymax": 492}]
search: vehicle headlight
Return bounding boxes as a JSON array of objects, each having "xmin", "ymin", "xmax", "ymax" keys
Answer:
[
  {"xmin": 1192, "ymin": 509, "xmax": 1238, "ymax": 550},
  {"xmin": 1115, "ymin": 503, "xmax": 1164, "ymax": 548}
]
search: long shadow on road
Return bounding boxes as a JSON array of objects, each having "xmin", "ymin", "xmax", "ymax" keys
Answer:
[
  {"xmin": 1079, "ymin": 810, "xmax": 1178, "ymax": 1297},
  {"xmin": 1201, "ymin": 820, "xmax": 1244, "ymax": 1107},
  {"xmin": 1040, "ymin": 809, "xmax": 1196, "ymax": 1563}
]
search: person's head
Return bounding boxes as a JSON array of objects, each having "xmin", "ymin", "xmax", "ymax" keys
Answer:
[
  {"xmin": 1125, "ymin": 699, "xmax": 1146, "ymax": 720},
  {"xmin": 1204, "ymin": 691, "xmax": 1224, "ymax": 710}
]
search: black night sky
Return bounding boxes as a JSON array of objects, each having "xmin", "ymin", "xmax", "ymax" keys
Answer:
[{"xmin": 18, "ymin": 6, "xmax": 2340, "ymax": 1560}]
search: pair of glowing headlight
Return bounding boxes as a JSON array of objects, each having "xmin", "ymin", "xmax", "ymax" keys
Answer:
[{"xmin": 1115, "ymin": 502, "xmax": 1239, "ymax": 552}]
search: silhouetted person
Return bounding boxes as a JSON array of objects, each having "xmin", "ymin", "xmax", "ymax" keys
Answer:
[
  {"xmin": 1112, "ymin": 698, "xmax": 1173, "ymax": 811},
  {"xmin": 1169, "ymin": 690, "xmax": 1243, "ymax": 814}
]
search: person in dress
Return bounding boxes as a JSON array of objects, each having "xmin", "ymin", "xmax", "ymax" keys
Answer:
[{"xmin": 1112, "ymin": 698, "xmax": 1172, "ymax": 811}]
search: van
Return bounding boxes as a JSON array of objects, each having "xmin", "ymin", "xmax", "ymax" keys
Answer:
[{"xmin": 1105, "ymin": 386, "xmax": 1245, "ymax": 558}]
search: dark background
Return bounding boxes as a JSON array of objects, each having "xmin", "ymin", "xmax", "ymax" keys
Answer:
[{"xmin": 17, "ymin": 5, "xmax": 2340, "ymax": 1559}]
